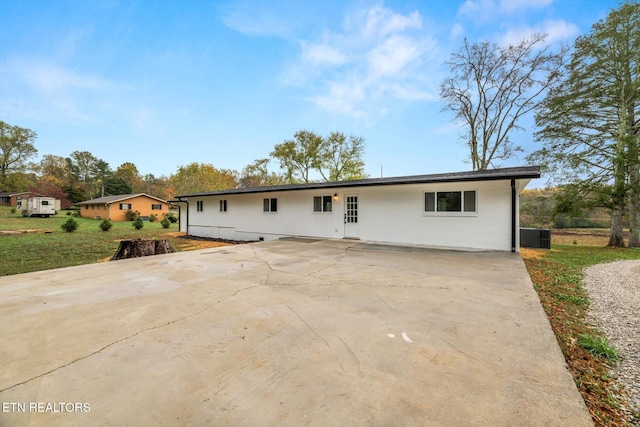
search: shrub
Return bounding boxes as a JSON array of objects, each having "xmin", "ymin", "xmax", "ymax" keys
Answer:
[
  {"xmin": 132, "ymin": 218, "xmax": 144, "ymax": 230},
  {"xmin": 165, "ymin": 212, "xmax": 178, "ymax": 223},
  {"xmin": 66, "ymin": 211, "xmax": 72, "ymax": 216},
  {"xmin": 160, "ymin": 218, "xmax": 171, "ymax": 229},
  {"xmin": 99, "ymin": 219, "xmax": 113, "ymax": 231},
  {"xmin": 125, "ymin": 209, "xmax": 139, "ymax": 221},
  {"xmin": 60, "ymin": 218, "xmax": 79, "ymax": 232},
  {"xmin": 149, "ymin": 213, "xmax": 157, "ymax": 222},
  {"xmin": 10, "ymin": 207, "xmax": 16, "ymax": 214}
]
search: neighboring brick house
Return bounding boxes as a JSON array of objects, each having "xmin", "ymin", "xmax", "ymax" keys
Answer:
[
  {"xmin": 1, "ymin": 192, "xmax": 45, "ymax": 207},
  {"xmin": 76, "ymin": 194, "xmax": 171, "ymax": 221}
]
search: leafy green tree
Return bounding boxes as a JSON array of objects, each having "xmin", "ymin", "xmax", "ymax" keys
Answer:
[
  {"xmin": 70, "ymin": 151, "xmax": 98, "ymax": 184},
  {"xmin": 115, "ymin": 162, "xmax": 144, "ymax": 193},
  {"xmin": 317, "ymin": 132, "xmax": 366, "ymax": 181},
  {"xmin": 440, "ymin": 34, "xmax": 567, "ymax": 170},
  {"xmin": 61, "ymin": 184, "xmax": 87, "ymax": 204},
  {"xmin": 0, "ymin": 121, "xmax": 38, "ymax": 190},
  {"xmin": 5, "ymin": 172, "xmax": 37, "ymax": 193},
  {"xmin": 142, "ymin": 173, "xmax": 172, "ymax": 200},
  {"xmin": 531, "ymin": 2, "xmax": 639, "ymax": 247},
  {"xmin": 103, "ymin": 175, "xmax": 132, "ymax": 196},
  {"xmin": 171, "ymin": 163, "xmax": 238, "ymax": 195},
  {"xmin": 239, "ymin": 158, "xmax": 286, "ymax": 187},
  {"xmin": 271, "ymin": 130, "xmax": 367, "ymax": 183},
  {"xmin": 271, "ymin": 130, "xmax": 322, "ymax": 183},
  {"xmin": 92, "ymin": 159, "xmax": 112, "ymax": 197},
  {"xmin": 37, "ymin": 154, "xmax": 74, "ymax": 188}
]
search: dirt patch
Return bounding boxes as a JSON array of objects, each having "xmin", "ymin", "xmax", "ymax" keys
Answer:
[
  {"xmin": 0, "ymin": 229, "xmax": 40, "ymax": 235},
  {"xmin": 552, "ymin": 230, "xmax": 627, "ymax": 247}
]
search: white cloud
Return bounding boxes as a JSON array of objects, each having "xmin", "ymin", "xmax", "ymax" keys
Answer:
[
  {"xmin": 459, "ymin": 0, "xmax": 554, "ymax": 20},
  {"xmin": 221, "ymin": 3, "xmax": 292, "ymax": 38},
  {"xmin": 301, "ymin": 42, "xmax": 347, "ymax": 65},
  {"xmin": 498, "ymin": 0, "xmax": 553, "ymax": 13},
  {"xmin": 0, "ymin": 58, "xmax": 120, "ymax": 124},
  {"xmin": 286, "ymin": 4, "xmax": 439, "ymax": 121},
  {"xmin": 361, "ymin": 5, "xmax": 422, "ymax": 38},
  {"xmin": 312, "ymin": 79, "xmax": 368, "ymax": 119},
  {"xmin": 450, "ymin": 23, "xmax": 465, "ymax": 40},
  {"xmin": 367, "ymin": 35, "xmax": 423, "ymax": 79},
  {"xmin": 458, "ymin": 0, "xmax": 497, "ymax": 21},
  {"xmin": 500, "ymin": 19, "xmax": 579, "ymax": 45}
]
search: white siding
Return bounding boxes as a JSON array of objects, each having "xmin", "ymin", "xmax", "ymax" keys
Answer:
[{"xmin": 184, "ymin": 179, "xmax": 527, "ymax": 251}]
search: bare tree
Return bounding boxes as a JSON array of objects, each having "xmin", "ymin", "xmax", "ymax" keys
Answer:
[{"xmin": 440, "ymin": 34, "xmax": 567, "ymax": 170}]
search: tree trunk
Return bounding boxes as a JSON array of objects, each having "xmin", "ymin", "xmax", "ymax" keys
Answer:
[
  {"xmin": 629, "ymin": 186, "xmax": 640, "ymax": 247},
  {"xmin": 111, "ymin": 239, "xmax": 174, "ymax": 261},
  {"xmin": 608, "ymin": 207, "xmax": 626, "ymax": 247}
]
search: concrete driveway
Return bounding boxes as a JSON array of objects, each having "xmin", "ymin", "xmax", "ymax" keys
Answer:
[{"xmin": 0, "ymin": 239, "xmax": 591, "ymax": 426}]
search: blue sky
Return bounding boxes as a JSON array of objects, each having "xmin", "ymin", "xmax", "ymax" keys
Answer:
[{"xmin": 0, "ymin": 0, "xmax": 619, "ymax": 182}]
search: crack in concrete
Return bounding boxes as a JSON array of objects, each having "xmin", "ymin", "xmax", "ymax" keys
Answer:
[
  {"xmin": 0, "ymin": 299, "xmax": 224, "ymax": 394},
  {"xmin": 340, "ymin": 337, "xmax": 363, "ymax": 376},
  {"xmin": 286, "ymin": 304, "xmax": 331, "ymax": 349}
]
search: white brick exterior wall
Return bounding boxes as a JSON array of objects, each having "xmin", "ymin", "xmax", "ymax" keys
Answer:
[{"xmin": 181, "ymin": 178, "xmax": 529, "ymax": 251}]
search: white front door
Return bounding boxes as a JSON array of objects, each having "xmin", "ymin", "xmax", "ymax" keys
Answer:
[{"xmin": 344, "ymin": 194, "xmax": 359, "ymax": 239}]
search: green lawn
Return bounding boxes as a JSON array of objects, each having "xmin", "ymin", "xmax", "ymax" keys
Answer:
[{"xmin": 0, "ymin": 206, "xmax": 184, "ymax": 276}]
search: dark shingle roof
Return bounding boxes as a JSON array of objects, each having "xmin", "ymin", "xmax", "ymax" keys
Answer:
[
  {"xmin": 174, "ymin": 166, "xmax": 540, "ymax": 199},
  {"xmin": 76, "ymin": 193, "xmax": 168, "ymax": 205}
]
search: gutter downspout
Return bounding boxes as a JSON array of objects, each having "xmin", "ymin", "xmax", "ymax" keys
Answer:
[{"xmin": 511, "ymin": 179, "xmax": 516, "ymax": 253}]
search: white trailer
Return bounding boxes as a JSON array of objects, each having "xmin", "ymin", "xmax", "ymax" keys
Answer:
[{"xmin": 22, "ymin": 197, "xmax": 57, "ymax": 218}]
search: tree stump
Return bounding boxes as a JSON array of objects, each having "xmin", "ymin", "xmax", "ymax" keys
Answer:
[{"xmin": 110, "ymin": 239, "xmax": 175, "ymax": 261}]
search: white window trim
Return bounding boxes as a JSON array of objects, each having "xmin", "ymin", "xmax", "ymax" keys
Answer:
[
  {"xmin": 313, "ymin": 195, "xmax": 333, "ymax": 213},
  {"xmin": 263, "ymin": 198, "xmax": 278, "ymax": 213},
  {"xmin": 423, "ymin": 190, "xmax": 478, "ymax": 217}
]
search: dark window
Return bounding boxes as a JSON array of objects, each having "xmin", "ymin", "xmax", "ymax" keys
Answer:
[
  {"xmin": 313, "ymin": 196, "xmax": 332, "ymax": 212},
  {"xmin": 42, "ymin": 200, "xmax": 49, "ymax": 206},
  {"xmin": 151, "ymin": 204, "xmax": 162, "ymax": 210},
  {"xmin": 119, "ymin": 203, "xmax": 131, "ymax": 210},
  {"xmin": 196, "ymin": 201, "xmax": 204, "ymax": 212},
  {"xmin": 425, "ymin": 192, "xmax": 435, "ymax": 212},
  {"xmin": 263, "ymin": 198, "xmax": 277, "ymax": 212},
  {"xmin": 437, "ymin": 191, "xmax": 461, "ymax": 212},
  {"xmin": 464, "ymin": 191, "xmax": 476, "ymax": 212},
  {"xmin": 425, "ymin": 191, "xmax": 476, "ymax": 213},
  {"xmin": 220, "ymin": 200, "xmax": 227, "ymax": 212}
]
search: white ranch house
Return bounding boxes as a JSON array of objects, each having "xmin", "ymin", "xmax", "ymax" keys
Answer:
[{"xmin": 172, "ymin": 166, "xmax": 540, "ymax": 252}]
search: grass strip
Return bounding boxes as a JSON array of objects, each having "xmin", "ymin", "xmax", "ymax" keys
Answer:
[{"xmin": 522, "ymin": 245, "xmax": 639, "ymax": 426}]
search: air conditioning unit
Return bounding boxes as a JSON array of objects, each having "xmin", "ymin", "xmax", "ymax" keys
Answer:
[{"xmin": 520, "ymin": 228, "xmax": 551, "ymax": 249}]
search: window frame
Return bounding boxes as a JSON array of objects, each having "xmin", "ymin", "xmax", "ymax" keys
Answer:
[
  {"xmin": 219, "ymin": 199, "xmax": 227, "ymax": 212},
  {"xmin": 196, "ymin": 200, "xmax": 204, "ymax": 212},
  {"xmin": 119, "ymin": 203, "xmax": 131, "ymax": 210},
  {"xmin": 424, "ymin": 190, "xmax": 477, "ymax": 215},
  {"xmin": 263, "ymin": 198, "xmax": 278, "ymax": 213},
  {"xmin": 151, "ymin": 204, "xmax": 163, "ymax": 210},
  {"xmin": 313, "ymin": 195, "xmax": 333, "ymax": 213}
]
